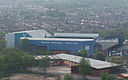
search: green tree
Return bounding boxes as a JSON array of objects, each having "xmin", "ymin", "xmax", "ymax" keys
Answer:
[
  {"xmin": 0, "ymin": 56, "xmax": 4, "ymax": 72},
  {"xmin": 3, "ymin": 77, "xmax": 10, "ymax": 80},
  {"xmin": 19, "ymin": 39, "xmax": 30, "ymax": 52},
  {"xmin": 22, "ymin": 55, "xmax": 36, "ymax": 70},
  {"xmin": 94, "ymin": 51, "xmax": 105, "ymax": 61},
  {"xmin": 39, "ymin": 56, "xmax": 50, "ymax": 74},
  {"xmin": 101, "ymin": 73, "xmax": 108, "ymax": 80},
  {"xmin": 107, "ymin": 74, "xmax": 116, "ymax": 80},
  {"xmin": 2, "ymin": 63, "xmax": 18, "ymax": 73},
  {"xmin": 77, "ymin": 49, "xmax": 88, "ymax": 57},
  {"xmin": 101, "ymin": 73, "xmax": 116, "ymax": 80},
  {"xmin": 78, "ymin": 57, "xmax": 92, "ymax": 80},
  {"xmin": 64, "ymin": 74, "xmax": 74, "ymax": 80},
  {"xmin": 0, "ymin": 48, "xmax": 22, "ymax": 73},
  {"xmin": 41, "ymin": 50, "xmax": 51, "ymax": 55},
  {"xmin": 0, "ymin": 40, "xmax": 5, "ymax": 51},
  {"xmin": 55, "ymin": 75, "xmax": 61, "ymax": 80}
]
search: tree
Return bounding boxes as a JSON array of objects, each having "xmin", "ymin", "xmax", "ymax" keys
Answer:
[
  {"xmin": 2, "ymin": 63, "xmax": 18, "ymax": 73},
  {"xmin": 41, "ymin": 50, "xmax": 52, "ymax": 55},
  {"xmin": 64, "ymin": 74, "xmax": 74, "ymax": 80},
  {"xmin": 77, "ymin": 49, "xmax": 88, "ymax": 57},
  {"xmin": 22, "ymin": 55, "xmax": 36, "ymax": 70},
  {"xmin": 55, "ymin": 75, "xmax": 61, "ymax": 80},
  {"xmin": 0, "ymin": 48, "xmax": 32, "ymax": 73},
  {"xmin": 94, "ymin": 51, "xmax": 105, "ymax": 61},
  {"xmin": 0, "ymin": 56, "xmax": 4, "ymax": 72},
  {"xmin": 106, "ymin": 74, "xmax": 116, "ymax": 80},
  {"xmin": 0, "ymin": 40, "xmax": 5, "ymax": 52},
  {"xmin": 78, "ymin": 57, "xmax": 92, "ymax": 80},
  {"xmin": 0, "ymin": 48, "xmax": 22, "ymax": 73},
  {"xmin": 100, "ymin": 30, "xmax": 125, "ymax": 50},
  {"xmin": 101, "ymin": 73, "xmax": 108, "ymax": 80},
  {"xmin": 39, "ymin": 56, "xmax": 50, "ymax": 74},
  {"xmin": 19, "ymin": 39, "xmax": 30, "ymax": 52},
  {"xmin": 101, "ymin": 73, "xmax": 116, "ymax": 80}
]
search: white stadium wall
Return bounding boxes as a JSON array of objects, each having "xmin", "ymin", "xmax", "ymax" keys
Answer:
[{"xmin": 5, "ymin": 33, "xmax": 15, "ymax": 47}]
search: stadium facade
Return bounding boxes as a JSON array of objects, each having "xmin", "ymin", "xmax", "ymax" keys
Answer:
[{"xmin": 5, "ymin": 30, "xmax": 99, "ymax": 57}]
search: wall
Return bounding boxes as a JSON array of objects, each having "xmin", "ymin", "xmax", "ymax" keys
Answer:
[
  {"xmin": 52, "ymin": 50, "xmax": 72, "ymax": 55},
  {"xmin": 30, "ymin": 39, "xmax": 94, "ymax": 57},
  {"xmin": 14, "ymin": 32, "xmax": 31, "ymax": 46},
  {"xmin": 5, "ymin": 33, "xmax": 15, "ymax": 47},
  {"xmin": 71, "ymin": 66, "xmax": 110, "ymax": 76}
]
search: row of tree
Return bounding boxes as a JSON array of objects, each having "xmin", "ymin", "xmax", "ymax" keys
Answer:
[
  {"xmin": 101, "ymin": 73, "xmax": 116, "ymax": 80},
  {"xmin": 0, "ymin": 47, "xmax": 51, "ymax": 75},
  {"xmin": 0, "ymin": 48, "xmax": 35, "ymax": 73},
  {"xmin": 77, "ymin": 49, "xmax": 105, "ymax": 61},
  {"xmin": 56, "ymin": 72, "xmax": 127, "ymax": 80},
  {"xmin": 101, "ymin": 73, "xmax": 127, "ymax": 80}
]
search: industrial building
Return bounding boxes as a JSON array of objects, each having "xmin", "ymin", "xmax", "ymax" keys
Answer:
[
  {"xmin": 35, "ymin": 53, "xmax": 119, "ymax": 76},
  {"xmin": 5, "ymin": 30, "xmax": 99, "ymax": 57}
]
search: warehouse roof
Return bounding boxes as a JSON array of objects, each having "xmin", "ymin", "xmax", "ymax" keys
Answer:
[
  {"xmin": 35, "ymin": 53, "xmax": 119, "ymax": 69},
  {"xmin": 54, "ymin": 33, "xmax": 99, "ymax": 38},
  {"xmin": 56, "ymin": 54, "xmax": 118, "ymax": 69},
  {"xmin": 21, "ymin": 37, "xmax": 94, "ymax": 42},
  {"xmin": 34, "ymin": 55, "xmax": 60, "ymax": 60}
]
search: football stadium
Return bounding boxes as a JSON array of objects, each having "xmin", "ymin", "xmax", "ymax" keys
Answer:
[{"xmin": 5, "ymin": 30, "xmax": 99, "ymax": 57}]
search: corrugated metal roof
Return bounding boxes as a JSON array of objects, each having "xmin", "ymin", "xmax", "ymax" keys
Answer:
[
  {"xmin": 34, "ymin": 53, "xmax": 119, "ymax": 69},
  {"xmin": 56, "ymin": 54, "xmax": 118, "ymax": 69},
  {"xmin": 54, "ymin": 33, "xmax": 99, "ymax": 38},
  {"xmin": 34, "ymin": 55, "xmax": 60, "ymax": 60},
  {"xmin": 21, "ymin": 37, "xmax": 94, "ymax": 41}
]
